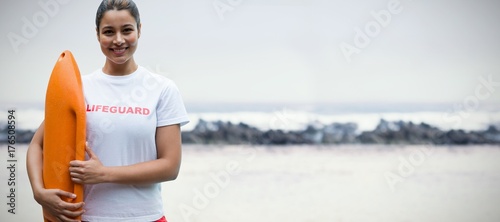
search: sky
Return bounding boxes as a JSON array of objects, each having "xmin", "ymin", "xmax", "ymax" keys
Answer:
[{"xmin": 1, "ymin": 0, "xmax": 499, "ymax": 111}]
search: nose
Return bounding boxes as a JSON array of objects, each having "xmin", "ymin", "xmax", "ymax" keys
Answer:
[{"xmin": 113, "ymin": 33, "xmax": 124, "ymax": 45}]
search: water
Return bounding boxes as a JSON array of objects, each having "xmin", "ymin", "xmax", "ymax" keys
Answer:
[
  {"xmin": 2, "ymin": 103, "xmax": 500, "ymax": 132},
  {"xmin": 1, "ymin": 145, "xmax": 500, "ymax": 222}
]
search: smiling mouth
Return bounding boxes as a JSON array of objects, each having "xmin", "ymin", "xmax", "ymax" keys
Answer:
[{"xmin": 110, "ymin": 47, "xmax": 128, "ymax": 54}]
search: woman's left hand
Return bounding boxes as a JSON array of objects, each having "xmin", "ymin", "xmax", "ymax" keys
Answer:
[{"xmin": 69, "ymin": 145, "xmax": 107, "ymax": 184}]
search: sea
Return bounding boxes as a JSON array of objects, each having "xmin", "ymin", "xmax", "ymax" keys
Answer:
[
  {"xmin": 2, "ymin": 102, "xmax": 500, "ymax": 132},
  {"xmin": 1, "ymin": 145, "xmax": 500, "ymax": 222},
  {"xmin": 1, "ymin": 102, "xmax": 500, "ymax": 221}
]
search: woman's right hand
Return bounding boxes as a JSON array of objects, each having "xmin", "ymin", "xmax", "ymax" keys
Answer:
[{"xmin": 35, "ymin": 188, "xmax": 85, "ymax": 222}]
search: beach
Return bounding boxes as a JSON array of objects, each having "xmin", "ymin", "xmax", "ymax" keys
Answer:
[
  {"xmin": 2, "ymin": 0, "xmax": 500, "ymax": 221},
  {"xmin": 1, "ymin": 144, "xmax": 500, "ymax": 222}
]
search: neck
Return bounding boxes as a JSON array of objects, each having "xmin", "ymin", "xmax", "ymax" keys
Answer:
[{"xmin": 102, "ymin": 58, "xmax": 138, "ymax": 76}]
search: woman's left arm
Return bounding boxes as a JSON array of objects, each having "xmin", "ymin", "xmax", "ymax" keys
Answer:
[{"xmin": 69, "ymin": 124, "xmax": 182, "ymax": 185}]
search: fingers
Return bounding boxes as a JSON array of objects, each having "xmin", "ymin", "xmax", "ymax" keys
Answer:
[
  {"xmin": 55, "ymin": 190, "xmax": 84, "ymax": 208},
  {"xmin": 70, "ymin": 175, "xmax": 84, "ymax": 184},
  {"xmin": 61, "ymin": 206, "xmax": 85, "ymax": 218},
  {"xmin": 69, "ymin": 161, "xmax": 85, "ymax": 181},
  {"xmin": 69, "ymin": 167, "xmax": 83, "ymax": 184},
  {"xmin": 61, "ymin": 202, "xmax": 85, "ymax": 212},
  {"xmin": 54, "ymin": 189, "xmax": 85, "ymax": 211},
  {"xmin": 69, "ymin": 165, "xmax": 83, "ymax": 174},
  {"xmin": 69, "ymin": 159, "xmax": 84, "ymax": 167},
  {"xmin": 61, "ymin": 203, "xmax": 85, "ymax": 222},
  {"xmin": 55, "ymin": 189, "xmax": 77, "ymax": 199},
  {"xmin": 54, "ymin": 208, "xmax": 84, "ymax": 222},
  {"xmin": 69, "ymin": 165, "xmax": 85, "ymax": 184},
  {"xmin": 58, "ymin": 195, "xmax": 85, "ymax": 220},
  {"xmin": 42, "ymin": 189, "xmax": 85, "ymax": 222},
  {"xmin": 70, "ymin": 142, "xmax": 97, "ymax": 165},
  {"xmin": 85, "ymin": 144, "xmax": 97, "ymax": 159}
]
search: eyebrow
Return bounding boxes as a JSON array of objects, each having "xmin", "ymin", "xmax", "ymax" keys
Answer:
[{"xmin": 101, "ymin": 24, "xmax": 135, "ymax": 30}]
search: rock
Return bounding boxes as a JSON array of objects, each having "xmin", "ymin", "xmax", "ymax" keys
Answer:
[
  {"xmin": 322, "ymin": 122, "xmax": 358, "ymax": 144},
  {"xmin": 0, "ymin": 125, "xmax": 34, "ymax": 144},
  {"xmin": 261, "ymin": 130, "xmax": 306, "ymax": 145},
  {"xmin": 358, "ymin": 119, "xmax": 444, "ymax": 144},
  {"xmin": 3, "ymin": 119, "xmax": 500, "ymax": 146},
  {"xmin": 182, "ymin": 119, "xmax": 262, "ymax": 144},
  {"xmin": 302, "ymin": 125, "xmax": 324, "ymax": 144},
  {"xmin": 483, "ymin": 125, "xmax": 500, "ymax": 143}
]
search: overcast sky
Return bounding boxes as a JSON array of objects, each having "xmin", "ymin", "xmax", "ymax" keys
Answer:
[{"xmin": 1, "ymin": 0, "xmax": 499, "ymax": 110}]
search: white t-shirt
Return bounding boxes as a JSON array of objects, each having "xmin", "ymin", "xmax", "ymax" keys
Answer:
[{"xmin": 81, "ymin": 66, "xmax": 189, "ymax": 222}]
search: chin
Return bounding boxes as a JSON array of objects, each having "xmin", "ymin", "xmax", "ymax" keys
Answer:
[{"xmin": 107, "ymin": 56, "xmax": 130, "ymax": 65}]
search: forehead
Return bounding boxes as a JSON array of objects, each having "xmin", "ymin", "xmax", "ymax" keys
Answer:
[{"xmin": 100, "ymin": 9, "xmax": 137, "ymax": 28}]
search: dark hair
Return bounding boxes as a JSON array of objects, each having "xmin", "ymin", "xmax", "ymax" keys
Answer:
[{"xmin": 95, "ymin": 0, "xmax": 140, "ymax": 30}]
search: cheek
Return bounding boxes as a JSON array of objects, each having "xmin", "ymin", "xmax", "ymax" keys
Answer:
[
  {"xmin": 126, "ymin": 32, "xmax": 140, "ymax": 44},
  {"xmin": 128, "ymin": 36, "xmax": 139, "ymax": 46},
  {"xmin": 99, "ymin": 36, "xmax": 112, "ymax": 47}
]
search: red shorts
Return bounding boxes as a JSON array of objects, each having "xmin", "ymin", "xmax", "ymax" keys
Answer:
[{"xmin": 155, "ymin": 216, "xmax": 168, "ymax": 222}]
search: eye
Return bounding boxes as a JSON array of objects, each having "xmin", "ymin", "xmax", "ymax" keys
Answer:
[
  {"xmin": 123, "ymin": 28, "xmax": 134, "ymax": 34},
  {"xmin": 102, "ymin": 29, "xmax": 114, "ymax": 35}
]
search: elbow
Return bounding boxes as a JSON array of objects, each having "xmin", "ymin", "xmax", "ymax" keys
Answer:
[
  {"xmin": 164, "ymin": 170, "xmax": 179, "ymax": 181},
  {"xmin": 162, "ymin": 163, "xmax": 180, "ymax": 182},
  {"xmin": 168, "ymin": 172, "xmax": 179, "ymax": 181}
]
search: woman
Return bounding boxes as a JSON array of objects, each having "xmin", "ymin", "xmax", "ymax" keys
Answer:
[{"xmin": 26, "ymin": 0, "xmax": 189, "ymax": 221}]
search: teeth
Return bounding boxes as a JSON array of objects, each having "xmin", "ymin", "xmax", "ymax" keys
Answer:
[{"xmin": 113, "ymin": 48, "xmax": 125, "ymax": 53}]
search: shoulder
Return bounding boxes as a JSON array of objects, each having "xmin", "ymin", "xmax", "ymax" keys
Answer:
[
  {"xmin": 81, "ymin": 69, "xmax": 101, "ymax": 81},
  {"xmin": 81, "ymin": 69, "xmax": 102, "ymax": 90}
]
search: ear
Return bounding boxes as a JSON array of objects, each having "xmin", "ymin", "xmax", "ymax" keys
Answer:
[
  {"xmin": 137, "ymin": 23, "xmax": 142, "ymax": 39},
  {"xmin": 96, "ymin": 27, "xmax": 100, "ymax": 41}
]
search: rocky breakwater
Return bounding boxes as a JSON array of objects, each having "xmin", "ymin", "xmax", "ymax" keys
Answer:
[
  {"xmin": 2, "ymin": 119, "xmax": 499, "ymax": 145},
  {"xmin": 0, "ymin": 125, "xmax": 35, "ymax": 144},
  {"xmin": 358, "ymin": 119, "xmax": 500, "ymax": 145},
  {"xmin": 182, "ymin": 119, "xmax": 500, "ymax": 145}
]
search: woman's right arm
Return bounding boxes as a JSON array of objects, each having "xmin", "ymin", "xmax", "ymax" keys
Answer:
[{"xmin": 26, "ymin": 121, "xmax": 85, "ymax": 222}]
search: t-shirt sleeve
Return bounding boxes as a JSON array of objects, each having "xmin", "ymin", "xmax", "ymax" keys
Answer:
[{"xmin": 156, "ymin": 80, "xmax": 190, "ymax": 127}]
